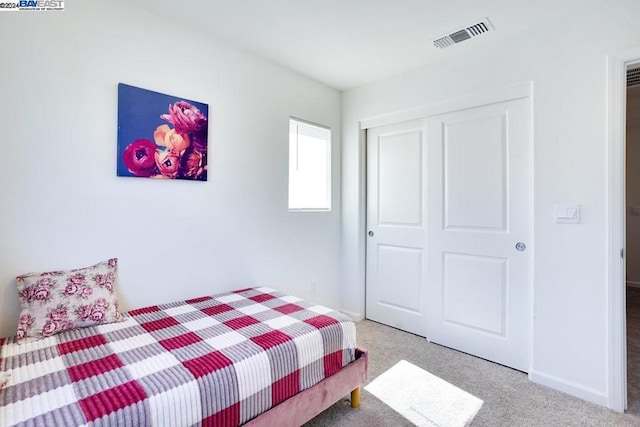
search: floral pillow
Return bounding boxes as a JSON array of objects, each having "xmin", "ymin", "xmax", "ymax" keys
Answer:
[{"xmin": 15, "ymin": 258, "xmax": 124, "ymax": 343}]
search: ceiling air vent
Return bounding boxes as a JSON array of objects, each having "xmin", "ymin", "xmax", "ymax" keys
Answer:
[
  {"xmin": 433, "ymin": 18, "xmax": 494, "ymax": 49},
  {"xmin": 628, "ymin": 67, "xmax": 640, "ymax": 87}
]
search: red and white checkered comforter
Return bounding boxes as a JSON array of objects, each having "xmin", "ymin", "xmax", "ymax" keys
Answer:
[{"xmin": 0, "ymin": 287, "xmax": 357, "ymax": 426}]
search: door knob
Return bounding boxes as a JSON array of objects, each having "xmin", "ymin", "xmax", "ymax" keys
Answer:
[
  {"xmin": 515, "ymin": 242, "xmax": 526, "ymax": 251},
  {"xmin": 368, "ymin": 230, "xmax": 374, "ymax": 237}
]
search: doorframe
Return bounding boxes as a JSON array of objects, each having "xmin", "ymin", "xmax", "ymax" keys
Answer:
[
  {"xmin": 607, "ymin": 47, "xmax": 640, "ymax": 412},
  {"xmin": 360, "ymin": 83, "xmax": 531, "ymax": 130}
]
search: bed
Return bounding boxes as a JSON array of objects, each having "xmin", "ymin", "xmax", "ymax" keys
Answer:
[{"xmin": 0, "ymin": 287, "xmax": 367, "ymax": 426}]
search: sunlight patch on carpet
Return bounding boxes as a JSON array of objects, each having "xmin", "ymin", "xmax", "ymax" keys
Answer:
[{"xmin": 364, "ymin": 360, "xmax": 483, "ymax": 426}]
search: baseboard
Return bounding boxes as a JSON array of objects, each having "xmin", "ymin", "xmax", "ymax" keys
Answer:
[
  {"xmin": 341, "ymin": 310, "xmax": 365, "ymax": 322},
  {"xmin": 627, "ymin": 281, "xmax": 640, "ymax": 289},
  {"xmin": 529, "ymin": 370, "xmax": 608, "ymax": 407}
]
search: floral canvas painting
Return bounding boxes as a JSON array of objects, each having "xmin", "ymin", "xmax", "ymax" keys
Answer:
[{"xmin": 117, "ymin": 83, "xmax": 208, "ymax": 181}]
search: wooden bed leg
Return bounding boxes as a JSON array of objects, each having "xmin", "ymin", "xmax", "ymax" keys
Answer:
[{"xmin": 350, "ymin": 387, "xmax": 361, "ymax": 408}]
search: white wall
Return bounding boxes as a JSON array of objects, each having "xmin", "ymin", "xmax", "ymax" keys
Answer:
[
  {"xmin": 0, "ymin": 1, "xmax": 342, "ymax": 338},
  {"xmin": 341, "ymin": 1, "xmax": 640, "ymax": 407}
]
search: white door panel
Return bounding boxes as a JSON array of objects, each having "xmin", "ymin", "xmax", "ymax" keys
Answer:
[
  {"xmin": 443, "ymin": 113, "xmax": 507, "ymax": 231},
  {"xmin": 377, "ymin": 245, "xmax": 424, "ymax": 313},
  {"xmin": 442, "ymin": 253, "xmax": 507, "ymax": 336},
  {"xmin": 366, "ymin": 120, "xmax": 427, "ymax": 336},
  {"xmin": 426, "ymin": 98, "xmax": 531, "ymax": 372},
  {"xmin": 378, "ymin": 131, "xmax": 423, "ymax": 226}
]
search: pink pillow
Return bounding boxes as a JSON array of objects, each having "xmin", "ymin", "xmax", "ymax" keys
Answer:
[{"xmin": 15, "ymin": 258, "xmax": 124, "ymax": 342}]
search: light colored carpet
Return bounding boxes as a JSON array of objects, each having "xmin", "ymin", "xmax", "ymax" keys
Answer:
[
  {"xmin": 365, "ymin": 359, "xmax": 482, "ymax": 426},
  {"xmin": 305, "ymin": 319, "xmax": 640, "ymax": 426},
  {"xmin": 627, "ymin": 286, "xmax": 640, "ymax": 415}
]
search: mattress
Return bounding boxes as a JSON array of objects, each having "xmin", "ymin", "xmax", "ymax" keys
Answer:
[{"xmin": 0, "ymin": 287, "xmax": 357, "ymax": 426}]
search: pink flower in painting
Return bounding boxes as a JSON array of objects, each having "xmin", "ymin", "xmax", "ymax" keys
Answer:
[
  {"xmin": 41, "ymin": 320, "xmax": 59, "ymax": 337},
  {"xmin": 49, "ymin": 306, "xmax": 68, "ymax": 321},
  {"xmin": 80, "ymin": 286, "xmax": 93, "ymax": 298},
  {"xmin": 64, "ymin": 283, "xmax": 80, "ymax": 296},
  {"xmin": 154, "ymin": 150, "xmax": 180, "ymax": 179},
  {"xmin": 94, "ymin": 298, "xmax": 108, "ymax": 308},
  {"xmin": 154, "ymin": 124, "xmax": 191, "ymax": 154},
  {"xmin": 161, "ymin": 101, "xmax": 207, "ymax": 135},
  {"xmin": 161, "ymin": 101, "xmax": 208, "ymax": 153},
  {"xmin": 32, "ymin": 287, "xmax": 51, "ymax": 301},
  {"xmin": 123, "ymin": 139, "xmax": 158, "ymax": 177},
  {"xmin": 90, "ymin": 308, "xmax": 105, "ymax": 322},
  {"xmin": 108, "ymin": 258, "xmax": 117, "ymax": 268},
  {"xmin": 68, "ymin": 274, "xmax": 86, "ymax": 287},
  {"xmin": 77, "ymin": 304, "xmax": 93, "ymax": 320},
  {"xmin": 180, "ymin": 149, "xmax": 205, "ymax": 179}
]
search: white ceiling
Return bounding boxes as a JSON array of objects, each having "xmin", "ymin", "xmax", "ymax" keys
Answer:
[{"xmin": 126, "ymin": 0, "xmax": 566, "ymax": 90}]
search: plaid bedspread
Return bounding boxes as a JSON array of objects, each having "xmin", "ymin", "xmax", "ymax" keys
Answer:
[{"xmin": 0, "ymin": 287, "xmax": 357, "ymax": 426}]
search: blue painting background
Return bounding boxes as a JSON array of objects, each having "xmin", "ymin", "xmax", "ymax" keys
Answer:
[{"xmin": 117, "ymin": 83, "xmax": 209, "ymax": 178}]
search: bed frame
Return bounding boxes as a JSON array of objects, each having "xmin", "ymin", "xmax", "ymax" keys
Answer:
[{"xmin": 246, "ymin": 348, "xmax": 368, "ymax": 426}]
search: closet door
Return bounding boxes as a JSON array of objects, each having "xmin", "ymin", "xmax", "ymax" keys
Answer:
[
  {"xmin": 365, "ymin": 92, "xmax": 532, "ymax": 372},
  {"xmin": 425, "ymin": 96, "xmax": 532, "ymax": 372},
  {"xmin": 365, "ymin": 119, "xmax": 428, "ymax": 337}
]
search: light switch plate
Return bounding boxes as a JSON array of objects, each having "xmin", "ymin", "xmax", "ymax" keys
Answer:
[{"xmin": 555, "ymin": 204, "xmax": 581, "ymax": 224}]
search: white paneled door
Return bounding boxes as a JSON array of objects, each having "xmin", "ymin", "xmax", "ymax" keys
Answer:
[
  {"xmin": 365, "ymin": 95, "xmax": 532, "ymax": 372},
  {"xmin": 366, "ymin": 120, "xmax": 428, "ymax": 337}
]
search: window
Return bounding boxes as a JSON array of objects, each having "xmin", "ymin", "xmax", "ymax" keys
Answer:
[{"xmin": 288, "ymin": 118, "xmax": 331, "ymax": 211}]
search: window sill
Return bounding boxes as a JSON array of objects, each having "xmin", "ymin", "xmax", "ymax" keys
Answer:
[{"xmin": 288, "ymin": 208, "xmax": 332, "ymax": 213}]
